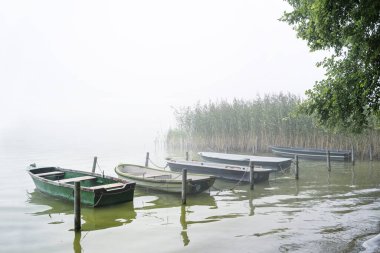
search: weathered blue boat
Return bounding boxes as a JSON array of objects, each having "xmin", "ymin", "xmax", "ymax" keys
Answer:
[
  {"xmin": 198, "ymin": 152, "xmax": 292, "ymax": 170},
  {"xmin": 270, "ymin": 146, "xmax": 351, "ymax": 161},
  {"xmin": 166, "ymin": 159, "xmax": 275, "ymax": 183}
]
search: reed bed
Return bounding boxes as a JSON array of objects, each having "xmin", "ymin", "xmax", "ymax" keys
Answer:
[{"xmin": 167, "ymin": 93, "xmax": 380, "ymax": 160}]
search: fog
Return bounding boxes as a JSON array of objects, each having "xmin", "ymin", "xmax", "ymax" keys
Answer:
[{"xmin": 0, "ymin": 0, "xmax": 325, "ymax": 148}]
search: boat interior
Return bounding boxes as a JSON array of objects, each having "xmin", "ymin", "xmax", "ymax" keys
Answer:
[
  {"xmin": 30, "ymin": 167, "xmax": 124, "ymax": 190},
  {"xmin": 118, "ymin": 165, "xmax": 178, "ymax": 180}
]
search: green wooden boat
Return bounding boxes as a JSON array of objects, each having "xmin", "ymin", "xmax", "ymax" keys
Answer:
[
  {"xmin": 28, "ymin": 165, "xmax": 135, "ymax": 207},
  {"xmin": 115, "ymin": 164, "xmax": 215, "ymax": 194}
]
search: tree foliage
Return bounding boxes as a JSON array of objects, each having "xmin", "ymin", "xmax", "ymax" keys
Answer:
[{"xmin": 281, "ymin": 0, "xmax": 380, "ymax": 133}]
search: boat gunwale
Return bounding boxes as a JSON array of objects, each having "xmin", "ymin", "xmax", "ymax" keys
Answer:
[
  {"xmin": 272, "ymin": 149, "xmax": 347, "ymax": 159},
  {"xmin": 270, "ymin": 146, "xmax": 351, "ymax": 155},
  {"xmin": 198, "ymin": 152, "xmax": 293, "ymax": 163},
  {"xmin": 166, "ymin": 159, "xmax": 275, "ymax": 173},
  {"xmin": 115, "ymin": 163, "xmax": 215, "ymax": 184},
  {"xmin": 28, "ymin": 166, "xmax": 134, "ymax": 193}
]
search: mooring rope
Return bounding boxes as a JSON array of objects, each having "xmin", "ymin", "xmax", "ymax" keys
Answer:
[
  {"xmin": 211, "ymin": 169, "xmax": 248, "ymax": 194},
  {"xmin": 81, "ymin": 231, "xmax": 90, "ymax": 242},
  {"xmin": 148, "ymin": 158, "xmax": 168, "ymax": 170},
  {"xmin": 96, "ymin": 160, "xmax": 104, "ymax": 175},
  {"xmin": 93, "ymin": 193, "xmax": 104, "ymax": 207},
  {"xmin": 229, "ymin": 169, "xmax": 248, "ymax": 190},
  {"xmin": 277, "ymin": 163, "xmax": 290, "ymax": 175}
]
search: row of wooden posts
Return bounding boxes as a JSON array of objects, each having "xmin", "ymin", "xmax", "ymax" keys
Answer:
[
  {"xmin": 294, "ymin": 147, "xmax": 358, "ymax": 181},
  {"xmin": 73, "ymin": 154, "xmax": 192, "ymax": 231},
  {"xmin": 74, "ymin": 148, "xmax": 359, "ymax": 231},
  {"xmin": 74, "ymin": 152, "xmax": 257, "ymax": 230}
]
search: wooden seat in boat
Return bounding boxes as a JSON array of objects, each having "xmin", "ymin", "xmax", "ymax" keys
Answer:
[
  {"xmin": 145, "ymin": 174, "xmax": 172, "ymax": 179},
  {"xmin": 35, "ymin": 171, "xmax": 65, "ymax": 177},
  {"xmin": 58, "ymin": 176, "xmax": 96, "ymax": 183},
  {"xmin": 87, "ymin": 183, "xmax": 125, "ymax": 190}
]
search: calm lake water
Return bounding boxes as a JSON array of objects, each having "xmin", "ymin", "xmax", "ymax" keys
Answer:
[{"xmin": 1, "ymin": 138, "xmax": 379, "ymax": 253}]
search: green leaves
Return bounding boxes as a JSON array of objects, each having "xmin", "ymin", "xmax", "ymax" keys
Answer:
[{"xmin": 282, "ymin": 0, "xmax": 380, "ymax": 133}]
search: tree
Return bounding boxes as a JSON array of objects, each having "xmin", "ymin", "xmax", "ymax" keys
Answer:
[{"xmin": 281, "ymin": 0, "xmax": 380, "ymax": 133}]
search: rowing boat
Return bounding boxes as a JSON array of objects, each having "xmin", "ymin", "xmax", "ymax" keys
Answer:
[
  {"xmin": 115, "ymin": 164, "xmax": 215, "ymax": 194},
  {"xmin": 166, "ymin": 159, "xmax": 274, "ymax": 183},
  {"xmin": 28, "ymin": 165, "xmax": 135, "ymax": 207},
  {"xmin": 270, "ymin": 146, "xmax": 351, "ymax": 161}
]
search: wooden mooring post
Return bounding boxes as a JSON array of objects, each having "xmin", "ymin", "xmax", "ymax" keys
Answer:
[
  {"xmin": 351, "ymin": 146, "xmax": 355, "ymax": 165},
  {"xmin": 74, "ymin": 182, "xmax": 81, "ymax": 231},
  {"xmin": 182, "ymin": 169, "xmax": 187, "ymax": 205},
  {"xmin": 295, "ymin": 155, "xmax": 299, "ymax": 180},
  {"xmin": 249, "ymin": 161, "xmax": 254, "ymax": 191},
  {"xmin": 369, "ymin": 144, "xmax": 373, "ymax": 161},
  {"xmin": 145, "ymin": 152, "xmax": 149, "ymax": 167},
  {"xmin": 92, "ymin": 156, "xmax": 97, "ymax": 173},
  {"xmin": 186, "ymin": 151, "xmax": 189, "ymax": 161},
  {"xmin": 326, "ymin": 150, "xmax": 331, "ymax": 171}
]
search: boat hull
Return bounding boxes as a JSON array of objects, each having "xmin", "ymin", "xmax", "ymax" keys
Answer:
[
  {"xmin": 270, "ymin": 146, "xmax": 351, "ymax": 161},
  {"xmin": 167, "ymin": 160, "xmax": 273, "ymax": 183},
  {"xmin": 115, "ymin": 164, "xmax": 215, "ymax": 194},
  {"xmin": 28, "ymin": 167, "xmax": 135, "ymax": 207}
]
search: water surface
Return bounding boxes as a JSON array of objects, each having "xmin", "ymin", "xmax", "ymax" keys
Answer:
[{"xmin": 1, "ymin": 140, "xmax": 379, "ymax": 253}]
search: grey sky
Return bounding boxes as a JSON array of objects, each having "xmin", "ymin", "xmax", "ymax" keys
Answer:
[{"xmin": 0, "ymin": 0, "xmax": 325, "ymax": 144}]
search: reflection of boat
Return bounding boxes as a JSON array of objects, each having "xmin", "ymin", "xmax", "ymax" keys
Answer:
[
  {"xmin": 167, "ymin": 159, "xmax": 274, "ymax": 183},
  {"xmin": 73, "ymin": 232, "xmax": 82, "ymax": 253},
  {"xmin": 198, "ymin": 152, "xmax": 292, "ymax": 170},
  {"xmin": 133, "ymin": 190, "xmax": 217, "ymax": 210},
  {"xmin": 270, "ymin": 146, "xmax": 351, "ymax": 161},
  {"xmin": 27, "ymin": 190, "xmax": 136, "ymax": 231},
  {"xmin": 115, "ymin": 164, "xmax": 215, "ymax": 194},
  {"xmin": 28, "ymin": 165, "xmax": 135, "ymax": 207}
]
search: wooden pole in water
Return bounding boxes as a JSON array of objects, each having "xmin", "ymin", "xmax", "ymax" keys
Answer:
[
  {"xmin": 295, "ymin": 155, "xmax": 299, "ymax": 180},
  {"xmin": 74, "ymin": 182, "xmax": 81, "ymax": 231},
  {"xmin": 182, "ymin": 169, "xmax": 187, "ymax": 205},
  {"xmin": 145, "ymin": 152, "xmax": 149, "ymax": 167},
  {"xmin": 92, "ymin": 156, "xmax": 97, "ymax": 173},
  {"xmin": 369, "ymin": 144, "xmax": 373, "ymax": 161},
  {"xmin": 186, "ymin": 151, "xmax": 189, "ymax": 161},
  {"xmin": 351, "ymin": 146, "xmax": 355, "ymax": 165},
  {"xmin": 249, "ymin": 161, "xmax": 254, "ymax": 191},
  {"xmin": 327, "ymin": 150, "xmax": 331, "ymax": 171}
]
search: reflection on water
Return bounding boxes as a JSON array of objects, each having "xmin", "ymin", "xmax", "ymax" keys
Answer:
[
  {"xmin": 133, "ymin": 189, "xmax": 217, "ymax": 210},
  {"xmin": 27, "ymin": 190, "xmax": 136, "ymax": 231},
  {"xmin": 73, "ymin": 231, "xmax": 82, "ymax": 253},
  {"xmin": 4, "ymin": 143, "xmax": 380, "ymax": 253},
  {"xmin": 180, "ymin": 205, "xmax": 190, "ymax": 246},
  {"xmin": 248, "ymin": 190, "xmax": 255, "ymax": 216}
]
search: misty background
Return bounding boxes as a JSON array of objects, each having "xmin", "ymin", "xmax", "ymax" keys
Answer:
[{"xmin": 0, "ymin": 0, "xmax": 325, "ymax": 158}]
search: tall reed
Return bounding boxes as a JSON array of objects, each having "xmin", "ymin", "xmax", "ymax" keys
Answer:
[{"xmin": 167, "ymin": 93, "xmax": 380, "ymax": 160}]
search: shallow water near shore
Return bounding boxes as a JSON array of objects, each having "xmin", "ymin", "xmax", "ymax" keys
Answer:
[{"xmin": 1, "ymin": 140, "xmax": 379, "ymax": 253}]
